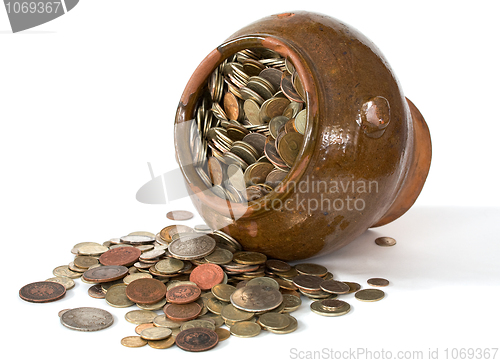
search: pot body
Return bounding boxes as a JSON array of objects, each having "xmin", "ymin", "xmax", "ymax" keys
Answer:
[{"xmin": 174, "ymin": 11, "xmax": 431, "ymax": 261}]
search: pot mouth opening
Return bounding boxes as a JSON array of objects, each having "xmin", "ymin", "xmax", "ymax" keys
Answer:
[{"xmin": 175, "ymin": 35, "xmax": 317, "ymax": 218}]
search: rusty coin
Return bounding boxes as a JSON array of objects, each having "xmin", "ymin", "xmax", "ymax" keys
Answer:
[
  {"xmin": 99, "ymin": 247, "xmax": 141, "ymax": 266},
  {"xmin": 126, "ymin": 278, "xmax": 167, "ymax": 305},
  {"xmin": 166, "ymin": 210, "xmax": 194, "ymax": 221},
  {"xmin": 367, "ymin": 278, "xmax": 389, "ymax": 287},
  {"xmin": 19, "ymin": 281, "xmax": 66, "ymax": 303},
  {"xmin": 164, "ymin": 302, "xmax": 202, "ymax": 322},
  {"xmin": 166, "ymin": 284, "xmax": 202, "ymax": 304},
  {"xmin": 82, "ymin": 265, "xmax": 129, "ymax": 283},
  {"xmin": 175, "ymin": 327, "xmax": 219, "ymax": 352},
  {"xmin": 189, "ymin": 263, "xmax": 224, "ymax": 290}
]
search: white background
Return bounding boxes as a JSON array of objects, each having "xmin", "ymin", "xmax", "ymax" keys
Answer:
[{"xmin": 2, "ymin": 1, "xmax": 499, "ymax": 362}]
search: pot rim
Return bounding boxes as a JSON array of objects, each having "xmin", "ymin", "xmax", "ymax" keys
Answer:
[{"xmin": 175, "ymin": 34, "xmax": 319, "ymax": 219}]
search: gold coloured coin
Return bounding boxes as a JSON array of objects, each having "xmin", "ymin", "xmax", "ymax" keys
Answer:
[
  {"xmin": 137, "ymin": 298, "xmax": 167, "ymax": 311},
  {"xmin": 121, "ymin": 336, "xmax": 147, "ymax": 348},
  {"xmin": 221, "ymin": 304, "xmax": 254, "ymax": 322},
  {"xmin": 215, "ymin": 327, "xmax": 230, "ymax": 341},
  {"xmin": 246, "ymin": 276, "xmax": 280, "ymax": 290},
  {"xmin": 153, "ymin": 315, "xmax": 181, "ymax": 329},
  {"xmin": 211, "ymin": 284, "xmax": 236, "ymax": 302},
  {"xmin": 180, "ymin": 319, "xmax": 216, "ymax": 331},
  {"xmin": 344, "ymin": 281, "xmax": 361, "ymax": 293},
  {"xmin": 140, "ymin": 327, "xmax": 172, "ymax": 341},
  {"xmin": 73, "ymin": 256, "xmax": 99, "ymax": 269},
  {"xmin": 105, "ymin": 284, "xmax": 134, "ymax": 308},
  {"xmin": 206, "ymin": 296, "xmax": 228, "ymax": 315},
  {"xmin": 375, "ymin": 236, "xmax": 397, "ymax": 247},
  {"xmin": 267, "ymin": 315, "xmax": 298, "ymax": 334},
  {"xmin": 310, "ymin": 300, "xmax": 351, "ymax": 317},
  {"xmin": 282, "ymin": 293, "xmax": 302, "ymax": 312},
  {"xmin": 258, "ymin": 312, "xmax": 290, "ymax": 330},
  {"xmin": 205, "ymin": 247, "xmax": 233, "ymax": 265},
  {"xmin": 230, "ymin": 321, "xmax": 261, "ymax": 338},
  {"xmin": 135, "ymin": 323, "xmax": 155, "ymax": 334},
  {"xmin": 295, "ymin": 263, "xmax": 328, "ymax": 277},
  {"xmin": 148, "ymin": 336, "xmax": 176, "ymax": 349},
  {"xmin": 46, "ymin": 276, "xmax": 75, "ymax": 290},
  {"xmin": 355, "ymin": 289, "xmax": 385, "ymax": 302},
  {"xmin": 320, "ymin": 299, "xmax": 347, "ymax": 311},
  {"xmin": 53, "ymin": 265, "xmax": 82, "ymax": 279},
  {"xmin": 125, "ymin": 310, "xmax": 158, "ymax": 324},
  {"xmin": 77, "ymin": 244, "xmax": 108, "ymax": 256},
  {"xmin": 233, "ymin": 251, "xmax": 267, "ymax": 265},
  {"xmin": 123, "ymin": 273, "xmax": 153, "ymax": 285},
  {"xmin": 367, "ymin": 278, "xmax": 389, "ymax": 287},
  {"xmin": 155, "ymin": 258, "xmax": 184, "ymax": 274}
]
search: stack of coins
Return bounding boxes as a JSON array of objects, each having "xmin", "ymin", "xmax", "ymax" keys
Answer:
[
  {"xmin": 190, "ymin": 48, "xmax": 309, "ymax": 202},
  {"xmin": 19, "ymin": 215, "xmax": 391, "ymax": 351}
]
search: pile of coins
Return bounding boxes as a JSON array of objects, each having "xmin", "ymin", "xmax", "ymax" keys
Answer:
[
  {"xmin": 19, "ymin": 211, "xmax": 392, "ymax": 351},
  {"xmin": 191, "ymin": 48, "xmax": 309, "ymax": 202}
]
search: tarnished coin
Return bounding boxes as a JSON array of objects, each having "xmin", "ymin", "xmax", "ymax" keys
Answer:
[
  {"xmin": 282, "ymin": 293, "xmax": 302, "ymax": 312},
  {"xmin": 164, "ymin": 302, "xmax": 202, "ymax": 322},
  {"xmin": 190, "ymin": 263, "xmax": 224, "ymax": 290},
  {"xmin": 88, "ymin": 284, "xmax": 106, "ymax": 299},
  {"xmin": 125, "ymin": 310, "xmax": 158, "ymax": 324},
  {"xmin": 68, "ymin": 261, "xmax": 87, "ymax": 273},
  {"xmin": 83, "ymin": 265, "xmax": 129, "ymax": 283},
  {"xmin": 19, "ymin": 281, "xmax": 66, "ymax": 303},
  {"xmin": 208, "ymin": 157, "xmax": 224, "ymax": 185},
  {"xmin": 206, "ymin": 296, "xmax": 228, "ymax": 314},
  {"xmin": 311, "ymin": 300, "xmax": 351, "ymax": 317},
  {"xmin": 168, "ymin": 234, "xmax": 216, "ymax": 260},
  {"xmin": 126, "ymin": 278, "xmax": 167, "ymax": 304},
  {"xmin": 105, "ymin": 284, "xmax": 134, "ymax": 308},
  {"xmin": 166, "ymin": 284, "xmax": 201, "ymax": 304},
  {"xmin": 159, "ymin": 225, "xmax": 194, "ymax": 243},
  {"xmin": 58, "ymin": 309, "xmax": 70, "ymax": 317},
  {"xmin": 267, "ymin": 314, "xmax": 298, "ymax": 334},
  {"xmin": 277, "ymin": 131, "xmax": 303, "ymax": 167},
  {"xmin": 230, "ymin": 321, "xmax": 261, "ymax": 338},
  {"xmin": 294, "ymin": 108, "xmax": 307, "ymax": 134},
  {"xmin": 320, "ymin": 280, "xmax": 350, "ymax": 294},
  {"xmin": 295, "ymin": 263, "xmax": 328, "ymax": 277},
  {"xmin": 121, "ymin": 336, "xmax": 147, "ymax": 348},
  {"xmin": 99, "ymin": 247, "xmax": 141, "ymax": 266},
  {"xmin": 204, "ymin": 247, "xmax": 233, "ymax": 265},
  {"xmin": 367, "ymin": 278, "xmax": 389, "ymax": 287},
  {"xmin": 175, "ymin": 327, "xmax": 219, "ymax": 352},
  {"xmin": 136, "ymin": 298, "xmax": 167, "ymax": 311},
  {"xmin": 148, "ymin": 336, "xmax": 176, "ymax": 349},
  {"xmin": 140, "ymin": 327, "xmax": 172, "ymax": 341},
  {"xmin": 153, "ymin": 315, "xmax": 181, "ymax": 329},
  {"xmin": 74, "ymin": 256, "xmax": 99, "ymax": 269},
  {"xmin": 375, "ymin": 236, "xmax": 397, "ymax": 247},
  {"xmin": 233, "ymin": 251, "xmax": 267, "ymax": 265},
  {"xmin": 221, "ymin": 304, "xmax": 254, "ymax": 323},
  {"xmin": 246, "ymin": 276, "xmax": 280, "ymax": 290},
  {"xmin": 140, "ymin": 249, "xmax": 165, "ymax": 260},
  {"xmin": 53, "ymin": 265, "xmax": 82, "ymax": 279},
  {"xmin": 266, "ymin": 259, "xmax": 291, "ymax": 272},
  {"xmin": 230, "ymin": 285, "xmax": 283, "ymax": 313},
  {"xmin": 355, "ymin": 288, "xmax": 385, "ymax": 302},
  {"xmin": 60, "ymin": 307, "xmax": 113, "ymax": 331},
  {"xmin": 166, "ymin": 210, "xmax": 194, "ymax": 221},
  {"xmin": 46, "ymin": 276, "xmax": 75, "ymax": 290}
]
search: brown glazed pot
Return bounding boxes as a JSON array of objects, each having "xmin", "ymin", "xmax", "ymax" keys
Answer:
[{"xmin": 174, "ymin": 11, "xmax": 431, "ymax": 261}]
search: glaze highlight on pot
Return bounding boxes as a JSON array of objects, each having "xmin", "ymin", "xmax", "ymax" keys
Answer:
[{"xmin": 174, "ymin": 11, "xmax": 431, "ymax": 261}]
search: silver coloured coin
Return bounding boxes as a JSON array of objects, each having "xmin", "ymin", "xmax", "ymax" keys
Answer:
[{"xmin": 60, "ymin": 307, "xmax": 114, "ymax": 331}]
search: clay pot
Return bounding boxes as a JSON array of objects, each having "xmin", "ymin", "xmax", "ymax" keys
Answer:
[{"xmin": 174, "ymin": 11, "xmax": 431, "ymax": 261}]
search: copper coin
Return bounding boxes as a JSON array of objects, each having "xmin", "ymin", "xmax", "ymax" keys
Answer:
[
  {"xmin": 82, "ymin": 265, "xmax": 129, "ymax": 283},
  {"xmin": 88, "ymin": 284, "xmax": 106, "ymax": 299},
  {"xmin": 208, "ymin": 157, "xmax": 224, "ymax": 186},
  {"xmin": 259, "ymin": 68, "xmax": 283, "ymax": 91},
  {"xmin": 164, "ymin": 302, "xmax": 202, "ymax": 322},
  {"xmin": 19, "ymin": 281, "xmax": 66, "ymax": 303},
  {"xmin": 281, "ymin": 72, "xmax": 303, "ymax": 103},
  {"xmin": 159, "ymin": 225, "xmax": 194, "ymax": 243},
  {"xmin": 175, "ymin": 327, "xmax": 219, "ymax": 352},
  {"xmin": 320, "ymin": 280, "xmax": 350, "ymax": 294},
  {"xmin": 135, "ymin": 323, "xmax": 155, "ymax": 335},
  {"xmin": 292, "ymin": 275, "xmax": 324, "ymax": 292},
  {"xmin": 367, "ymin": 278, "xmax": 389, "ymax": 287},
  {"xmin": 277, "ymin": 131, "xmax": 303, "ymax": 167},
  {"xmin": 244, "ymin": 162, "xmax": 275, "ymax": 186},
  {"xmin": 126, "ymin": 278, "xmax": 167, "ymax": 304},
  {"xmin": 166, "ymin": 284, "xmax": 202, "ymax": 304},
  {"xmin": 166, "ymin": 210, "xmax": 194, "ymax": 221},
  {"xmin": 99, "ymin": 247, "xmax": 141, "ymax": 266},
  {"xmin": 242, "ymin": 133, "xmax": 266, "ymax": 157},
  {"xmin": 189, "ymin": 263, "xmax": 224, "ymax": 290},
  {"xmin": 264, "ymin": 136, "xmax": 288, "ymax": 168},
  {"xmin": 224, "ymin": 91, "xmax": 241, "ymax": 121}
]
